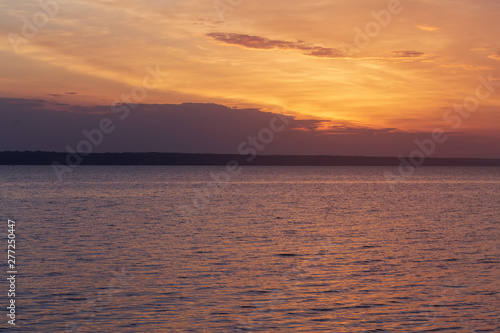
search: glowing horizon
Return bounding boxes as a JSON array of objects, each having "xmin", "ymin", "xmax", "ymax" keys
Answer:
[{"xmin": 1, "ymin": 0, "xmax": 499, "ymax": 149}]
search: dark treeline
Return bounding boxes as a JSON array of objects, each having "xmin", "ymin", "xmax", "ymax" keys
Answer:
[{"xmin": 1, "ymin": 151, "xmax": 500, "ymax": 166}]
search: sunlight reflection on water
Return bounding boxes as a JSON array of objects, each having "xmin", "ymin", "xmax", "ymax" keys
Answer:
[{"xmin": 1, "ymin": 166, "xmax": 499, "ymax": 332}]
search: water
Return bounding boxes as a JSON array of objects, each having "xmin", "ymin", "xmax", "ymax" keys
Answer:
[{"xmin": 0, "ymin": 166, "xmax": 499, "ymax": 332}]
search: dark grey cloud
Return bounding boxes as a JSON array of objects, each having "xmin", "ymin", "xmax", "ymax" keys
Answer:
[
  {"xmin": 46, "ymin": 92, "xmax": 78, "ymax": 97},
  {"xmin": 392, "ymin": 50, "xmax": 426, "ymax": 58},
  {"xmin": 289, "ymin": 119, "xmax": 396, "ymax": 135},
  {"xmin": 0, "ymin": 98, "xmax": 498, "ymax": 158},
  {"xmin": 1, "ymin": 98, "xmax": 46, "ymax": 108},
  {"xmin": 207, "ymin": 32, "xmax": 345, "ymax": 58}
]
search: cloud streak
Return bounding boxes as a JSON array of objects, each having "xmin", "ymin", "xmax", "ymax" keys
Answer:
[
  {"xmin": 441, "ymin": 64, "xmax": 493, "ymax": 71},
  {"xmin": 416, "ymin": 24, "xmax": 440, "ymax": 32},
  {"xmin": 206, "ymin": 32, "xmax": 345, "ymax": 58},
  {"xmin": 392, "ymin": 50, "xmax": 426, "ymax": 58},
  {"xmin": 489, "ymin": 52, "xmax": 500, "ymax": 61}
]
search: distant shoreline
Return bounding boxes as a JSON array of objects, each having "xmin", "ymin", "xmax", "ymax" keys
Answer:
[{"xmin": 1, "ymin": 151, "xmax": 500, "ymax": 166}]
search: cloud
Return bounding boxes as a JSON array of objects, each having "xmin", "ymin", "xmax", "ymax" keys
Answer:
[
  {"xmin": 488, "ymin": 51, "xmax": 500, "ymax": 61},
  {"xmin": 1, "ymin": 98, "xmax": 498, "ymax": 158},
  {"xmin": 46, "ymin": 92, "xmax": 78, "ymax": 97},
  {"xmin": 440, "ymin": 64, "xmax": 492, "ymax": 71},
  {"xmin": 289, "ymin": 119, "xmax": 398, "ymax": 136},
  {"xmin": 206, "ymin": 32, "xmax": 345, "ymax": 58},
  {"xmin": 0, "ymin": 98, "xmax": 45, "ymax": 109},
  {"xmin": 305, "ymin": 47, "xmax": 344, "ymax": 58},
  {"xmin": 392, "ymin": 50, "xmax": 426, "ymax": 58},
  {"xmin": 416, "ymin": 25, "xmax": 440, "ymax": 32}
]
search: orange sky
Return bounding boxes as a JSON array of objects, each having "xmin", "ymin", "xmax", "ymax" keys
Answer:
[{"xmin": 1, "ymin": 0, "xmax": 500, "ymax": 139}]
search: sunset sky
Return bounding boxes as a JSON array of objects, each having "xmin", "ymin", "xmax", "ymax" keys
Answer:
[{"xmin": 1, "ymin": 0, "xmax": 499, "ymax": 157}]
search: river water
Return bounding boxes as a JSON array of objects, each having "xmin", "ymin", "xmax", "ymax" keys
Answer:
[{"xmin": 0, "ymin": 166, "xmax": 499, "ymax": 332}]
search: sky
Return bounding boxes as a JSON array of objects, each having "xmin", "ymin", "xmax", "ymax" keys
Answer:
[{"xmin": 1, "ymin": 0, "xmax": 499, "ymax": 157}]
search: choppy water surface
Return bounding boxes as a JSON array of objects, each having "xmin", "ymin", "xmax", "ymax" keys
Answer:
[{"xmin": 1, "ymin": 166, "xmax": 499, "ymax": 332}]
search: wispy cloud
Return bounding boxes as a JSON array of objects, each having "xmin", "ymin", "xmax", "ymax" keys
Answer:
[
  {"xmin": 289, "ymin": 119, "xmax": 398, "ymax": 136},
  {"xmin": 441, "ymin": 64, "xmax": 492, "ymax": 71},
  {"xmin": 488, "ymin": 51, "xmax": 500, "ymax": 61},
  {"xmin": 47, "ymin": 92, "xmax": 79, "ymax": 97},
  {"xmin": 206, "ymin": 33, "xmax": 345, "ymax": 58},
  {"xmin": 392, "ymin": 50, "xmax": 426, "ymax": 58},
  {"xmin": 416, "ymin": 24, "xmax": 440, "ymax": 32}
]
